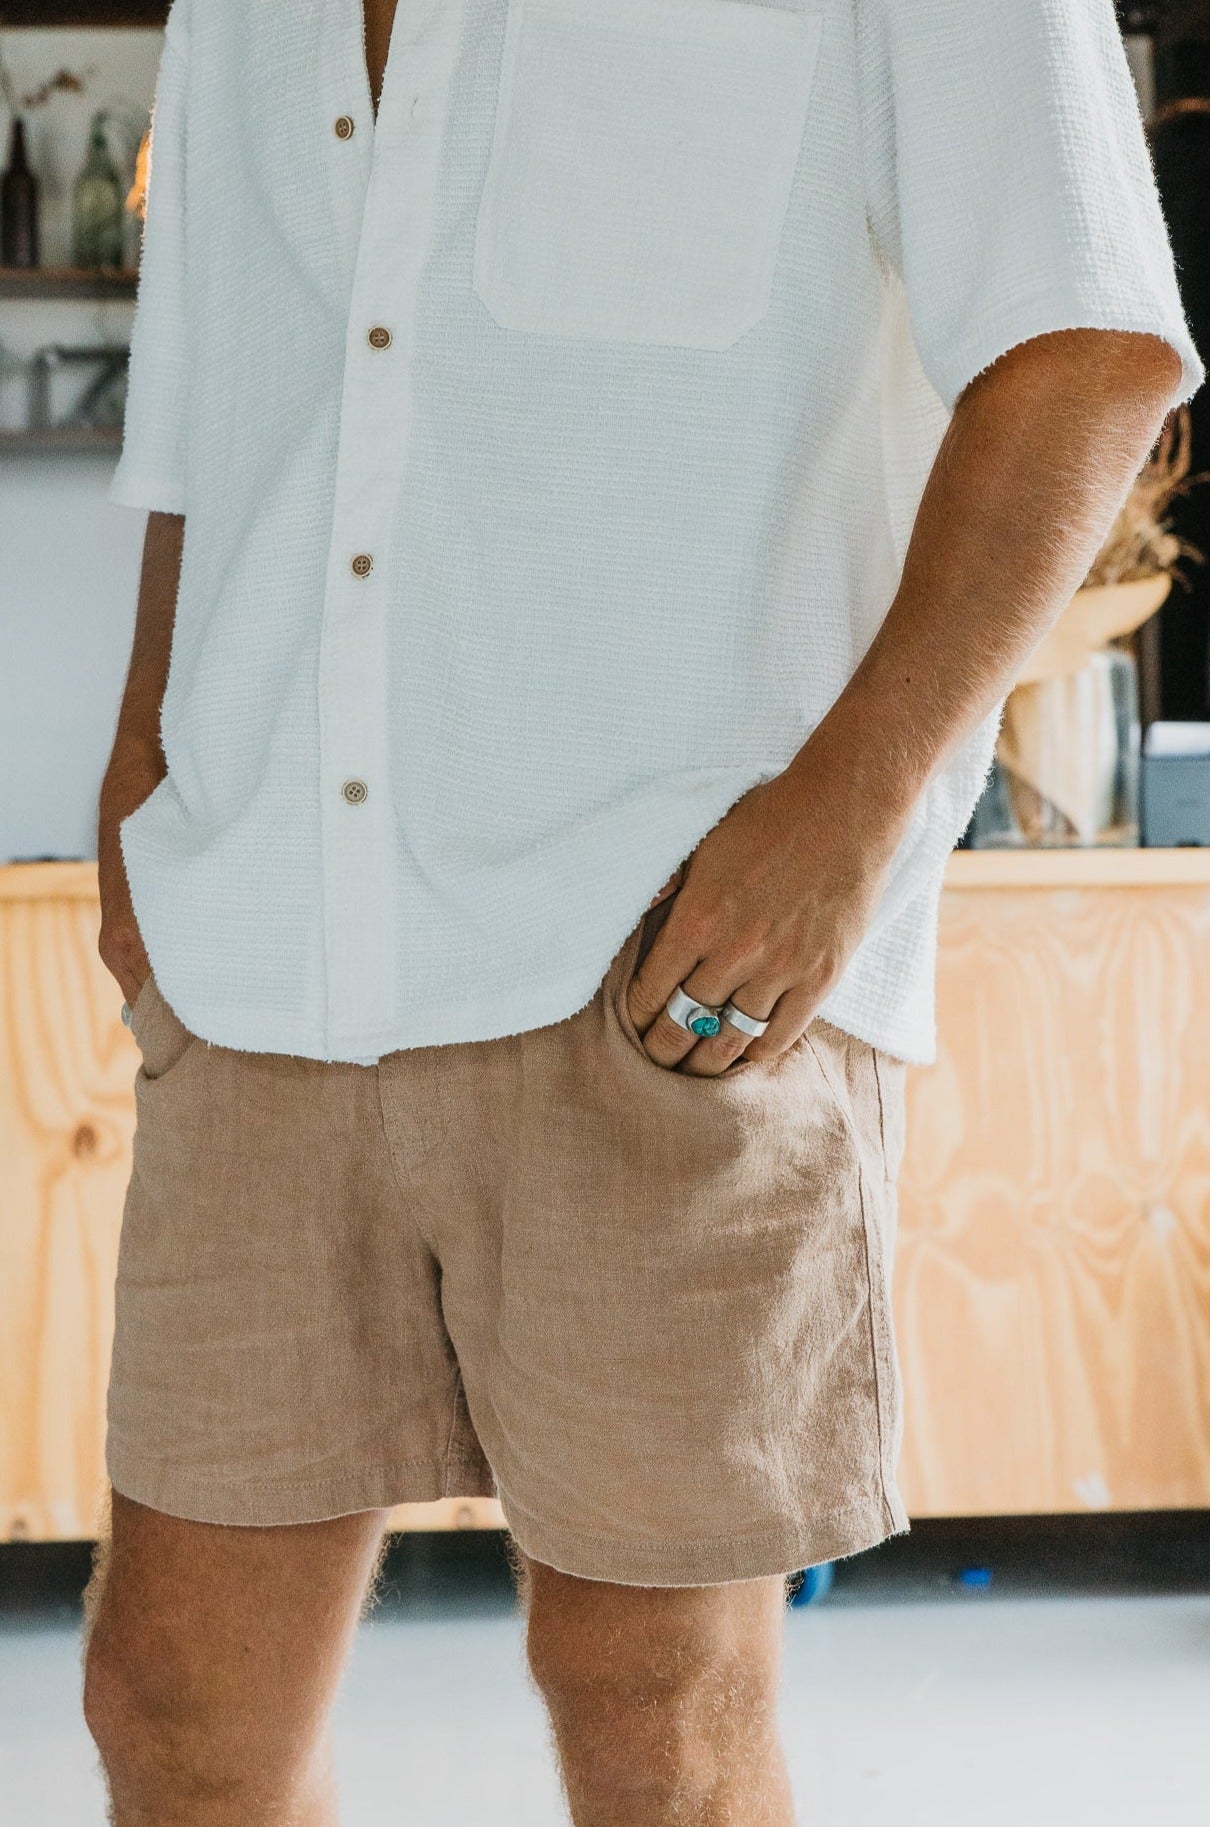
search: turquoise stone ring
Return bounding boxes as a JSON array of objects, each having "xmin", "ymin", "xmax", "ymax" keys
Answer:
[{"xmin": 665, "ymin": 984, "xmax": 725, "ymax": 1038}]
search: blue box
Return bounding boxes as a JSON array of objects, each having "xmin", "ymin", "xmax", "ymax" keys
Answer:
[{"xmin": 1141, "ymin": 724, "xmax": 1210, "ymax": 847}]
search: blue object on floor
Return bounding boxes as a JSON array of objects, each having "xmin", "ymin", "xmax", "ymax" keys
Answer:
[
  {"xmin": 956, "ymin": 1566, "xmax": 993, "ymax": 1588},
  {"xmin": 790, "ymin": 1561, "xmax": 834, "ymax": 1606}
]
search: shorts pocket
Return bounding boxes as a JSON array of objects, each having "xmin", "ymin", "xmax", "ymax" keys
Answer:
[
  {"xmin": 127, "ymin": 971, "xmax": 156, "ymax": 1034},
  {"xmin": 129, "ymin": 973, "xmax": 198, "ymax": 1083},
  {"xmin": 473, "ymin": 0, "xmax": 823, "ymax": 350},
  {"xmin": 871, "ymin": 1049, "xmax": 908, "ymax": 1184}
]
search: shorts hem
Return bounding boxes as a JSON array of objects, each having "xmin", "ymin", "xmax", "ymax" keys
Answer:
[
  {"xmin": 105, "ymin": 1447, "xmax": 496, "ymax": 1528},
  {"xmin": 498, "ymin": 1487, "xmax": 910, "ymax": 1587}
]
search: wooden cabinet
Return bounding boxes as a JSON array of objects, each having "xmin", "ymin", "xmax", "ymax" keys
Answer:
[
  {"xmin": 896, "ymin": 849, "xmax": 1210, "ymax": 1517},
  {"xmin": 0, "ymin": 865, "xmax": 133, "ymax": 1541},
  {"xmin": 2, "ymin": 853, "xmax": 1209, "ymax": 1540}
]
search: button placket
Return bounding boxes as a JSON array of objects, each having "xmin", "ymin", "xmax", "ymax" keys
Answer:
[{"xmin": 314, "ymin": 1, "xmax": 466, "ymax": 1049}]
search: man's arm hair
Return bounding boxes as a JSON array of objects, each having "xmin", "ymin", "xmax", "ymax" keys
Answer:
[{"xmin": 789, "ymin": 328, "xmax": 1184, "ymax": 823}]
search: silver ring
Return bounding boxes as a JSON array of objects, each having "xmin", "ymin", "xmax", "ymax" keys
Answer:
[
  {"xmin": 665, "ymin": 984, "xmax": 723, "ymax": 1039},
  {"xmin": 720, "ymin": 1000, "xmax": 769, "ymax": 1039}
]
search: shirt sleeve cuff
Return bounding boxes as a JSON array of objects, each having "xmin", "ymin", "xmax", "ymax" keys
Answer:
[
  {"xmin": 109, "ymin": 460, "xmax": 187, "ymax": 516},
  {"xmin": 927, "ymin": 294, "xmax": 1206, "ymax": 417}
]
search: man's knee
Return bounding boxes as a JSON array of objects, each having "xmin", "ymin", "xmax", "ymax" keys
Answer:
[
  {"xmin": 85, "ymin": 1623, "xmax": 198, "ymax": 1803},
  {"xmin": 83, "ymin": 1561, "xmax": 304, "ymax": 1818},
  {"xmin": 84, "ymin": 1607, "xmax": 242, "ymax": 1811},
  {"xmin": 524, "ymin": 1567, "xmax": 783, "ymax": 1806}
]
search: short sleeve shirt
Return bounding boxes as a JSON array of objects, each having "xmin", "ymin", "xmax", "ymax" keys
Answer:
[{"xmin": 113, "ymin": 0, "xmax": 1203, "ymax": 1063}]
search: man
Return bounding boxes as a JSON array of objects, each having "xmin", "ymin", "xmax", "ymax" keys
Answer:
[{"xmin": 83, "ymin": 0, "xmax": 1200, "ymax": 1820}]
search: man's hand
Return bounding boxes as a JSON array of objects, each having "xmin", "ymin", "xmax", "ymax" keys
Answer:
[
  {"xmin": 628, "ymin": 328, "xmax": 1180, "ymax": 1077},
  {"xmin": 98, "ymin": 744, "xmax": 162, "ymax": 1005},
  {"xmin": 627, "ymin": 744, "xmax": 909, "ymax": 1076}
]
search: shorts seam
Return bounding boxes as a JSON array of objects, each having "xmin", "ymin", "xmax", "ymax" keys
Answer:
[
  {"xmin": 374, "ymin": 1060, "xmax": 441, "ymax": 1255},
  {"xmin": 105, "ymin": 1448, "xmax": 498, "ymax": 1527},
  {"xmin": 871, "ymin": 1049, "xmax": 889, "ymax": 1175},
  {"xmin": 855, "ymin": 1157, "xmax": 898, "ymax": 1536},
  {"xmin": 498, "ymin": 1488, "xmax": 890, "ymax": 1558},
  {"xmin": 106, "ymin": 1443, "xmax": 478, "ymax": 1500},
  {"xmin": 803, "ymin": 1026, "xmax": 900, "ymax": 1537},
  {"xmin": 500, "ymin": 1489, "xmax": 906, "ymax": 1585},
  {"xmin": 440, "ymin": 1370, "xmax": 474, "ymax": 1496}
]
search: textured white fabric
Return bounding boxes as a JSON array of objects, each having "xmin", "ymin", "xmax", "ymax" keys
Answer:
[{"xmin": 112, "ymin": 0, "xmax": 1203, "ymax": 1066}]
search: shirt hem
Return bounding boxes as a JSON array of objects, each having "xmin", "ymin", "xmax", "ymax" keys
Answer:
[{"xmin": 158, "ymin": 958, "xmax": 633, "ymax": 1063}]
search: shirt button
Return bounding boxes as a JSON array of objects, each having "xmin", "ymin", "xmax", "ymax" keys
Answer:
[
  {"xmin": 334, "ymin": 114, "xmax": 356, "ymax": 140},
  {"xmin": 351, "ymin": 553, "xmax": 373, "ymax": 577},
  {"xmin": 367, "ymin": 325, "xmax": 393, "ymax": 351},
  {"xmin": 342, "ymin": 779, "xmax": 369, "ymax": 805}
]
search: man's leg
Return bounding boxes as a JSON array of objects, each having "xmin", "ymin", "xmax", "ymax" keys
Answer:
[
  {"xmin": 83, "ymin": 1491, "xmax": 390, "ymax": 1827},
  {"xmin": 522, "ymin": 1555, "xmax": 794, "ymax": 1827}
]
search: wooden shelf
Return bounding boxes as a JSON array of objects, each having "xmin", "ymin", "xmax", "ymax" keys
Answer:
[
  {"xmin": 947, "ymin": 845, "xmax": 1210, "ymax": 889},
  {"xmin": 0, "ymin": 426, "xmax": 122, "ymax": 454},
  {"xmin": 0, "ymin": 266, "xmax": 138, "ymax": 301},
  {"xmin": 0, "ymin": 3, "xmax": 167, "ymax": 23}
]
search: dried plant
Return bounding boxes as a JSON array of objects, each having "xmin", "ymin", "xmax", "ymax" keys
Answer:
[
  {"xmin": 21, "ymin": 68, "xmax": 88, "ymax": 110},
  {"xmin": 0, "ymin": 24, "xmax": 92, "ymax": 116},
  {"xmin": 1083, "ymin": 403, "xmax": 1208, "ymax": 588}
]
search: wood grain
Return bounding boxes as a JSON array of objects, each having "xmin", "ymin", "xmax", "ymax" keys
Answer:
[
  {"xmin": 0, "ymin": 886, "xmax": 135, "ymax": 1540},
  {"xmin": 896, "ymin": 876, "xmax": 1210, "ymax": 1516}
]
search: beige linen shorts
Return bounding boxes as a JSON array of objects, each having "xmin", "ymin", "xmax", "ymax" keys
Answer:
[{"xmin": 107, "ymin": 907, "xmax": 910, "ymax": 1585}]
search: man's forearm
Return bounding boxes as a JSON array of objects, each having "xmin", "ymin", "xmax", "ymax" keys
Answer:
[
  {"xmin": 101, "ymin": 510, "xmax": 183, "ymax": 795},
  {"xmin": 97, "ymin": 509, "xmax": 184, "ymax": 1002},
  {"xmin": 790, "ymin": 328, "xmax": 1184, "ymax": 836}
]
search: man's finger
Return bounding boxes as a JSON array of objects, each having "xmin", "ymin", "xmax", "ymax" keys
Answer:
[
  {"xmin": 677, "ymin": 1022, "xmax": 749, "ymax": 1076},
  {"xmin": 626, "ymin": 911, "xmax": 712, "ymax": 1069},
  {"xmin": 640, "ymin": 1009, "xmax": 699, "ymax": 1069},
  {"xmin": 633, "ymin": 944, "xmax": 750, "ymax": 1072},
  {"xmin": 678, "ymin": 977, "xmax": 781, "ymax": 1077},
  {"xmin": 743, "ymin": 987, "xmax": 819, "ymax": 1065}
]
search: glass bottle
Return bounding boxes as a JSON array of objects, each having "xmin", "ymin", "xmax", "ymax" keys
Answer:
[
  {"xmin": 73, "ymin": 111, "xmax": 124, "ymax": 271},
  {"xmin": 1, "ymin": 116, "xmax": 40, "ymax": 269}
]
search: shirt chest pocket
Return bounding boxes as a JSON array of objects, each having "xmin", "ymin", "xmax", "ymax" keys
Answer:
[{"xmin": 473, "ymin": 0, "xmax": 823, "ymax": 350}]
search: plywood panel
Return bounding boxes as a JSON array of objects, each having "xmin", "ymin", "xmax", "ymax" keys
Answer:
[
  {"xmin": 896, "ymin": 878, "xmax": 1210, "ymax": 1516},
  {"xmin": 0, "ymin": 883, "xmax": 136, "ymax": 1540}
]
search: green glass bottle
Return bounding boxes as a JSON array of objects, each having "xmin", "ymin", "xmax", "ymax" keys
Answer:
[{"xmin": 73, "ymin": 111, "xmax": 124, "ymax": 271}]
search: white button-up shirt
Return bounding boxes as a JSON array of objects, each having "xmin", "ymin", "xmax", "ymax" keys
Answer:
[{"xmin": 113, "ymin": 0, "xmax": 1202, "ymax": 1064}]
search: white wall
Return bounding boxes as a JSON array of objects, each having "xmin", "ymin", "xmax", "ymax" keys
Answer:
[{"xmin": 1, "ymin": 29, "xmax": 162, "ymax": 864}]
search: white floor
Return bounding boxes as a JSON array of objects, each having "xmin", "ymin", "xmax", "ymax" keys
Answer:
[{"xmin": 4, "ymin": 1583, "xmax": 1209, "ymax": 1825}]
